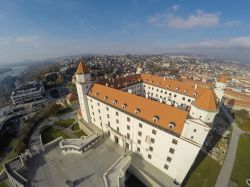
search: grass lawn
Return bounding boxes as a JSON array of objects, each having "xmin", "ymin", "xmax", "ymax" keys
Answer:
[
  {"xmin": 184, "ymin": 152, "xmax": 221, "ymax": 187},
  {"xmin": 41, "ymin": 126, "xmax": 71, "ymax": 144},
  {"xmin": 231, "ymin": 133, "xmax": 250, "ymax": 187},
  {"xmin": 73, "ymin": 130, "xmax": 86, "ymax": 138},
  {"xmin": 54, "ymin": 118, "xmax": 75, "ymax": 128},
  {"xmin": 0, "ymin": 181, "xmax": 9, "ymax": 187},
  {"xmin": 71, "ymin": 123, "xmax": 80, "ymax": 131},
  {"xmin": 56, "ymin": 106, "xmax": 73, "ymax": 115}
]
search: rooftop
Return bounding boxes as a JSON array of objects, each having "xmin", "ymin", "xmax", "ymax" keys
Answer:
[
  {"xmin": 76, "ymin": 60, "xmax": 88, "ymax": 74},
  {"xmin": 193, "ymin": 89, "xmax": 218, "ymax": 112},
  {"xmin": 88, "ymin": 83, "xmax": 188, "ymax": 135},
  {"xmin": 218, "ymin": 74, "xmax": 227, "ymax": 83}
]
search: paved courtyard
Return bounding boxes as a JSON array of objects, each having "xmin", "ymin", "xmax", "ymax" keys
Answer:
[{"xmin": 24, "ymin": 137, "xmax": 124, "ymax": 187}]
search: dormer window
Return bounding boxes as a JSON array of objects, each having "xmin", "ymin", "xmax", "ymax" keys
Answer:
[
  {"xmin": 95, "ymin": 92, "xmax": 99, "ymax": 96},
  {"xmin": 104, "ymin": 96, "xmax": 108, "ymax": 100},
  {"xmin": 112, "ymin": 100, "xmax": 118, "ymax": 105},
  {"xmin": 134, "ymin": 108, "xmax": 141, "ymax": 114},
  {"xmin": 122, "ymin": 103, "xmax": 127, "ymax": 109},
  {"xmin": 157, "ymin": 82, "xmax": 160, "ymax": 86},
  {"xmin": 176, "ymin": 87, "xmax": 179, "ymax": 91},
  {"xmin": 168, "ymin": 122, "xmax": 176, "ymax": 130},
  {"xmin": 153, "ymin": 115, "xmax": 160, "ymax": 123},
  {"xmin": 193, "ymin": 92, "xmax": 197, "ymax": 97},
  {"xmin": 150, "ymin": 80, "xmax": 153, "ymax": 83},
  {"xmin": 184, "ymin": 89, "xmax": 188, "ymax": 94},
  {"xmin": 167, "ymin": 84, "xmax": 170, "ymax": 88}
]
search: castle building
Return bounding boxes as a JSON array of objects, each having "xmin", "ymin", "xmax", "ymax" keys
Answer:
[{"xmin": 75, "ymin": 61, "xmax": 226, "ymax": 184}]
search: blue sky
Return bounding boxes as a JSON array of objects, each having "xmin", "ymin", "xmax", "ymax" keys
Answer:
[{"xmin": 0, "ymin": 0, "xmax": 250, "ymax": 63}]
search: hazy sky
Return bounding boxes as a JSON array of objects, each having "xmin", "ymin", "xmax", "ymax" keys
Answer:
[{"xmin": 0, "ymin": 0, "xmax": 250, "ymax": 64}]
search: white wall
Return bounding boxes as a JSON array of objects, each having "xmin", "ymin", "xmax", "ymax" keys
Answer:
[
  {"xmin": 87, "ymin": 96, "xmax": 203, "ymax": 184},
  {"xmin": 190, "ymin": 104, "xmax": 217, "ymax": 123}
]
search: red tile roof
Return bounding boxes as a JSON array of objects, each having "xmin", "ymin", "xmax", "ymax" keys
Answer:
[
  {"xmin": 218, "ymin": 74, "xmax": 227, "ymax": 83},
  {"xmin": 88, "ymin": 83, "xmax": 189, "ymax": 135},
  {"xmin": 194, "ymin": 89, "xmax": 217, "ymax": 112},
  {"xmin": 76, "ymin": 61, "xmax": 88, "ymax": 74}
]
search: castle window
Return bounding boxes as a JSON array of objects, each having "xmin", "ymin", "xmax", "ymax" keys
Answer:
[
  {"xmin": 153, "ymin": 115, "xmax": 160, "ymax": 123},
  {"xmin": 112, "ymin": 100, "xmax": 118, "ymax": 105},
  {"xmin": 169, "ymin": 148, "xmax": 175, "ymax": 154},
  {"xmin": 138, "ymin": 131, "xmax": 142, "ymax": 136},
  {"xmin": 172, "ymin": 139, "xmax": 178, "ymax": 145},
  {"xmin": 122, "ymin": 103, "xmax": 127, "ymax": 109},
  {"xmin": 182, "ymin": 97, "xmax": 185, "ymax": 101},
  {"xmin": 194, "ymin": 129, "xmax": 196, "ymax": 132},
  {"xmin": 151, "ymin": 138, "xmax": 155, "ymax": 143},
  {"xmin": 168, "ymin": 122, "xmax": 176, "ymax": 130},
  {"xmin": 164, "ymin": 164, "xmax": 169, "ymax": 170},
  {"xmin": 152, "ymin": 129, "xmax": 157, "ymax": 135},
  {"xmin": 137, "ymin": 139, "xmax": 141, "ymax": 144},
  {"xmin": 188, "ymin": 99, "xmax": 191, "ymax": 102},
  {"xmin": 191, "ymin": 136, "xmax": 194, "ymax": 139},
  {"xmin": 137, "ymin": 147, "xmax": 140, "ymax": 152},
  {"xmin": 167, "ymin": 157, "xmax": 172, "ymax": 162},
  {"xmin": 135, "ymin": 108, "xmax": 141, "ymax": 114},
  {"xmin": 127, "ymin": 117, "xmax": 130, "ymax": 122},
  {"xmin": 148, "ymin": 154, "xmax": 152, "ymax": 159},
  {"xmin": 139, "ymin": 123, "xmax": 143, "ymax": 128},
  {"xmin": 117, "ymin": 127, "xmax": 119, "ymax": 132},
  {"xmin": 127, "ymin": 125, "xmax": 130, "ymax": 130},
  {"xmin": 149, "ymin": 146, "xmax": 153, "ymax": 151},
  {"xmin": 116, "ymin": 119, "xmax": 119, "ymax": 124},
  {"xmin": 116, "ymin": 112, "xmax": 119, "ymax": 116}
]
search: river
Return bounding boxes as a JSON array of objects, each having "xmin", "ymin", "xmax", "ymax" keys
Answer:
[{"xmin": 0, "ymin": 66, "xmax": 27, "ymax": 80}]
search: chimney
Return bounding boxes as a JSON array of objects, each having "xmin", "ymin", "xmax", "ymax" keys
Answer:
[
  {"xmin": 194, "ymin": 84, "xmax": 198, "ymax": 89},
  {"xmin": 105, "ymin": 83, "xmax": 109, "ymax": 87}
]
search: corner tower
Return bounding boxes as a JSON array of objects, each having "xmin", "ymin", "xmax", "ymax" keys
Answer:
[
  {"xmin": 214, "ymin": 74, "xmax": 227, "ymax": 102},
  {"xmin": 75, "ymin": 60, "xmax": 92, "ymax": 123},
  {"xmin": 190, "ymin": 89, "xmax": 218, "ymax": 123},
  {"xmin": 136, "ymin": 63, "xmax": 143, "ymax": 74}
]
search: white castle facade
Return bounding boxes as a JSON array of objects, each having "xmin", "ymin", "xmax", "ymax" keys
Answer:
[{"xmin": 75, "ymin": 61, "xmax": 227, "ymax": 184}]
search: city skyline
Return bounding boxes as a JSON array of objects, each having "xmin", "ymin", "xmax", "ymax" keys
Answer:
[{"xmin": 0, "ymin": 0, "xmax": 250, "ymax": 64}]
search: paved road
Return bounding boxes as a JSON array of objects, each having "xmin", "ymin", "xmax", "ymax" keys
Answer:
[{"xmin": 215, "ymin": 106, "xmax": 245, "ymax": 187}]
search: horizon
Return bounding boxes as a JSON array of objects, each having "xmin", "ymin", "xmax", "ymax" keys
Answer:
[{"xmin": 0, "ymin": 0, "xmax": 250, "ymax": 64}]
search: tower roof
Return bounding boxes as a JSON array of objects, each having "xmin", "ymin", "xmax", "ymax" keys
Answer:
[
  {"xmin": 137, "ymin": 63, "xmax": 142, "ymax": 68},
  {"xmin": 218, "ymin": 74, "xmax": 227, "ymax": 83},
  {"xmin": 76, "ymin": 60, "xmax": 88, "ymax": 74},
  {"xmin": 194, "ymin": 88, "xmax": 217, "ymax": 112}
]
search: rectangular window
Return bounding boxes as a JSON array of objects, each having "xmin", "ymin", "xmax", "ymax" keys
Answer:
[
  {"xmin": 137, "ymin": 147, "xmax": 140, "ymax": 152},
  {"xmin": 106, "ymin": 107, "xmax": 109, "ymax": 111},
  {"xmin": 107, "ymin": 114, "xmax": 110, "ymax": 118},
  {"xmin": 127, "ymin": 125, "xmax": 130, "ymax": 130},
  {"xmin": 139, "ymin": 123, "xmax": 143, "ymax": 128},
  {"xmin": 117, "ymin": 127, "xmax": 119, "ymax": 132},
  {"xmin": 167, "ymin": 157, "xmax": 172, "ymax": 162},
  {"xmin": 116, "ymin": 111, "xmax": 119, "ymax": 116},
  {"xmin": 138, "ymin": 131, "xmax": 142, "ymax": 136},
  {"xmin": 92, "ymin": 112, "xmax": 94, "ymax": 115},
  {"xmin": 151, "ymin": 138, "xmax": 155, "ymax": 143},
  {"xmin": 99, "ymin": 116, "xmax": 101, "ymax": 120},
  {"xmin": 152, "ymin": 129, "xmax": 157, "ymax": 135},
  {"xmin": 188, "ymin": 99, "xmax": 191, "ymax": 102},
  {"xmin": 116, "ymin": 119, "xmax": 119, "ymax": 124},
  {"xmin": 149, "ymin": 146, "xmax": 153, "ymax": 151},
  {"xmin": 137, "ymin": 139, "xmax": 141, "ymax": 144},
  {"xmin": 127, "ymin": 133, "xmax": 130, "ymax": 139},
  {"xmin": 182, "ymin": 97, "xmax": 185, "ymax": 101},
  {"xmin": 98, "ymin": 102, "xmax": 100, "ymax": 106},
  {"xmin": 174, "ymin": 94, "xmax": 177, "ymax": 97},
  {"xmin": 148, "ymin": 154, "xmax": 152, "ymax": 159},
  {"xmin": 98, "ymin": 109, "xmax": 100, "ymax": 113},
  {"xmin": 127, "ymin": 117, "xmax": 130, "ymax": 122},
  {"xmin": 164, "ymin": 164, "xmax": 169, "ymax": 170},
  {"xmin": 172, "ymin": 139, "xmax": 178, "ymax": 145},
  {"xmin": 169, "ymin": 148, "xmax": 175, "ymax": 154}
]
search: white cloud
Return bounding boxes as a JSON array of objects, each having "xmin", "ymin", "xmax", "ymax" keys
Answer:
[
  {"xmin": 225, "ymin": 20, "xmax": 242, "ymax": 27},
  {"xmin": 16, "ymin": 36, "xmax": 39, "ymax": 43},
  {"xmin": 149, "ymin": 10, "xmax": 219, "ymax": 29},
  {"xmin": 178, "ymin": 36, "xmax": 250, "ymax": 49},
  {"xmin": 127, "ymin": 22, "xmax": 139, "ymax": 29},
  {"xmin": 171, "ymin": 4, "xmax": 179, "ymax": 11}
]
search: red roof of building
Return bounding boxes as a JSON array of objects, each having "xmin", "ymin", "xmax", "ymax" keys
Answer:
[
  {"xmin": 88, "ymin": 83, "xmax": 188, "ymax": 135},
  {"xmin": 76, "ymin": 61, "xmax": 88, "ymax": 74},
  {"xmin": 218, "ymin": 74, "xmax": 227, "ymax": 83},
  {"xmin": 194, "ymin": 88, "xmax": 217, "ymax": 112}
]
